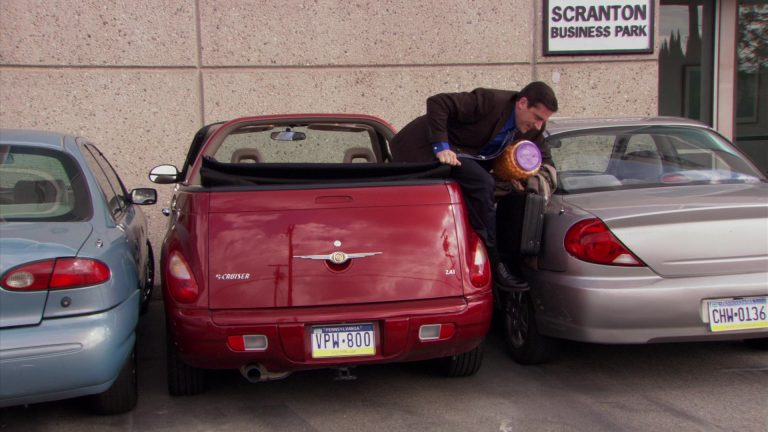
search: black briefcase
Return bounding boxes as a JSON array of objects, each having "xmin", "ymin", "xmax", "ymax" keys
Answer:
[
  {"xmin": 496, "ymin": 190, "xmax": 546, "ymax": 260},
  {"xmin": 519, "ymin": 192, "xmax": 546, "ymax": 256}
]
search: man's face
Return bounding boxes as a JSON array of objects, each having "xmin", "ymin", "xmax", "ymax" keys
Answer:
[{"xmin": 515, "ymin": 97, "xmax": 554, "ymax": 134}]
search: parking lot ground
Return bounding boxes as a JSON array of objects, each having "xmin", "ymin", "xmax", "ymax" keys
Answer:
[{"xmin": 2, "ymin": 297, "xmax": 767, "ymax": 432}]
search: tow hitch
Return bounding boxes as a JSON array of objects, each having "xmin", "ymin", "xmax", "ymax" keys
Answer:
[{"xmin": 333, "ymin": 367, "xmax": 357, "ymax": 381}]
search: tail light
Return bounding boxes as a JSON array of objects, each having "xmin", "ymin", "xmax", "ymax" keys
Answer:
[
  {"xmin": 166, "ymin": 251, "xmax": 199, "ymax": 303},
  {"xmin": 467, "ymin": 230, "xmax": 491, "ymax": 288},
  {"xmin": 448, "ymin": 183, "xmax": 491, "ymax": 292},
  {"xmin": 564, "ymin": 218, "xmax": 644, "ymax": 266},
  {"xmin": 1, "ymin": 258, "xmax": 110, "ymax": 291}
]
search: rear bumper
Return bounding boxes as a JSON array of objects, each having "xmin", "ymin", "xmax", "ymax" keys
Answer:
[
  {"xmin": 529, "ymin": 270, "xmax": 768, "ymax": 344},
  {"xmin": 167, "ymin": 292, "xmax": 492, "ymax": 372},
  {"xmin": 0, "ymin": 292, "xmax": 138, "ymax": 408}
]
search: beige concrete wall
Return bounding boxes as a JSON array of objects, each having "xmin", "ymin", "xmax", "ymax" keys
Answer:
[{"xmin": 0, "ymin": 0, "xmax": 658, "ymax": 252}]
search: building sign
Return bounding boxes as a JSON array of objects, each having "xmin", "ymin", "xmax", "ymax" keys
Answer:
[{"xmin": 544, "ymin": 0, "xmax": 654, "ymax": 55}]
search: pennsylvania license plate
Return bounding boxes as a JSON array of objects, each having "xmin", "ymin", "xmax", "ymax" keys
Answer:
[
  {"xmin": 706, "ymin": 297, "xmax": 768, "ymax": 332},
  {"xmin": 311, "ymin": 323, "xmax": 375, "ymax": 358}
]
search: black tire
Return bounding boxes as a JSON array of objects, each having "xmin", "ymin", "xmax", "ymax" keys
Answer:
[
  {"xmin": 503, "ymin": 291, "xmax": 559, "ymax": 365},
  {"xmin": 91, "ymin": 349, "xmax": 138, "ymax": 415},
  {"xmin": 744, "ymin": 337, "xmax": 768, "ymax": 350},
  {"xmin": 440, "ymin": 343, "xmax": 484, "ymax": 377},
  {"xmin": 166, "ymin": 329, "xmax": 207, "ymax": 396},
  {"xmin": 139, "ymin": 243, "xmax": 155, "ymax": 316}
]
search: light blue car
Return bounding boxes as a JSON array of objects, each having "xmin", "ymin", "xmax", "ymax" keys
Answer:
[{"xmin": 0, "ymin": 129, "xmax": 156, "ymax": 414}]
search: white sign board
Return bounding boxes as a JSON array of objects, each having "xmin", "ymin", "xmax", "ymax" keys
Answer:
[{"xmin": 544, "ymin": 0, "xmax": 654, "ymax": 55}]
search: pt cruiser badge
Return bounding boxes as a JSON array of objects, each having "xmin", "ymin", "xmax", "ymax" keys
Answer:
[{"xmin": 294, "ymin": 251, "xmax": 382, "ymax": 265}]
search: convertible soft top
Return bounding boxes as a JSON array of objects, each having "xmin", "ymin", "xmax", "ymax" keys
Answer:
[{"xmin": 199, "ymin": 156, "xmax": 450, "ymax": 187}]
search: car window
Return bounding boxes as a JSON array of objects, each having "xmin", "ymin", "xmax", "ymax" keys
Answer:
[
  {"xmin": 0, "ymin": 145, "xmax": 92, "ymax": 221},
  {"xmin": 624, "ymin": 134, "xmax": 657, "ymax": 154},
  {"xmin": 213, "ymin": 124, "xmax": 379, "ymax": 164},
  {"xmin": 549, "ymin": 126, "xmax": 765, "ymax": 193},
  {"xmin": 80, "ymin": 142, "xmax": 126, "ymax": 216},
  {"xmin": 89, "ymin": 144, "xmax": 128, "ymax": 203},
  {"xmin": 549, "ymin": 134, "xmax": 614, "ymax": 173}
]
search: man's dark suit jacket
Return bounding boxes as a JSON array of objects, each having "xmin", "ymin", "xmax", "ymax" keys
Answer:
[{"xmin": 390, "ymin": 88, "xmax": 552, "ymax": 165}]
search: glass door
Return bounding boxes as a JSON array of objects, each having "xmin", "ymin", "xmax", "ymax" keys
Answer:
[
  {"xmin": 734, "ymin": 0, "xmax": 767, "ymax": 172},
  {"xmin": 658, "ymin": 1, "xmax": 716, "ymax": 125}
]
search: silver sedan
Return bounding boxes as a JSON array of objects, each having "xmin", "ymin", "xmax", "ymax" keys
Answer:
[{"xmin": 499, "ymin": 117, "xmax": 768, "ymax": 364}]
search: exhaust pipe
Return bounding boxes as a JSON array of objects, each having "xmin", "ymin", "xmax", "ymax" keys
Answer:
[
  {"xmin": 239, "ymin": 364, "xmax": 291, "ymax": 383},
  {"xmin": 241, "ymin": 364, "xmax": 262, "ymax": 383}
]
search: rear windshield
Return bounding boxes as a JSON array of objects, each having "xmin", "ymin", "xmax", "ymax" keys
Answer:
[
  {"xmin": 213, "ymin": 124, "xmax": 380, "ymax": 164},
  {"xmin": 197, "ymin": 121, "xmax": 449, "ymax": 186},
  {"xmin": 548, "ymin": 125, "xmax": 766, "ymax": 194},
  {"xmin": 0, "ymin": 145, "xmax": 92, "ymax": 221}
]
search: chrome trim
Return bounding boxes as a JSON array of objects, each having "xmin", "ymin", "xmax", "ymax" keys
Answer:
[{"xmin": 294, "ymin": 251, "xmax": 382, "ymax": 264}]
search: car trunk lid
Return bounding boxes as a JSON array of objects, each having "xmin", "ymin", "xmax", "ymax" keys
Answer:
[
  {"xmin": 563, "ymin": 183, "xmax": 768, "ymax": 277},
  {"xmin": 0, "ymin": 222, "xmax": 92, "ymax": 328},
  {"xmin": 207, "ymin": 183, "xmax": 465, "ymax": 309}
]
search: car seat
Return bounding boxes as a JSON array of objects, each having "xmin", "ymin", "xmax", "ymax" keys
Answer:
[
  {"xmin": 13, "ymin": 179, "xmax": 59, "ymax": 204},
  {"xmin": 617, "ymin": 150, "xmax": 663, "ymax": 181}
]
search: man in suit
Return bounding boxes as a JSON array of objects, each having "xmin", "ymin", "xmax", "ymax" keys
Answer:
[{"xmin": 390, "ymin": 81, "xmax": 558, "ymax": 291}]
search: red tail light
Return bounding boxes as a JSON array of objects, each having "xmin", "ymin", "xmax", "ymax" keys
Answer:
[
  {"xmin": 50, "ymin": 258, "xmax": 110, "ymax": 288},
  {"xmin": 1, "ymin": 258, "xmax": 110, "ymax": 291},
  {"xmin": 166, "ymin": 251, "xmax": 199, "ymax": 303},
  {"xmin": 467, "ymin": 231, "xmax": 491, "ymax": 287},
  {"xmin": 564, "ymin": 218, "xmax": 644, "ymax": 266}
]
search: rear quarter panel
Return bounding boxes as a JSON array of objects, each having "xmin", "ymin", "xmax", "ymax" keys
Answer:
[{"xmin": 161, "ymin": 190, "xmax": 210, "ymax": 310}]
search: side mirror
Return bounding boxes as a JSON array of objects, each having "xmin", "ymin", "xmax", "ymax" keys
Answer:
[
  {"xmin": 130, "ymin": 188, "xmax": 157, "ymax": 205},
  {"xmin": 149, "ymin": 165, "xmax": 180, "ymax": 184}
]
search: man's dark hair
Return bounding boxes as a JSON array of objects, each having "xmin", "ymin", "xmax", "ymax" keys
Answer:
[{"xmin": 519, "ymin": 81, "xmax": 558, "ymax": 112}]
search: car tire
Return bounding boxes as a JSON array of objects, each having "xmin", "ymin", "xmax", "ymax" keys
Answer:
[
  {"xmin": 440, "ymin": 343, "xmax": 484, "ymax": 377},
  {"xmin": 90, "ymin": 349, "xmax": 138, "ymax": 415},
  {"xmin": 166, "ymin": 329, "xmax": 207, "ymax": 396},
  {"xmin": 744, "ymin": 337, "xmax": 768, "ymax": 350},
  {"xmin": 139, "ymin": 243, "xmax": 155, "ymax": 316},
  {"xmin": 503, "ymin": 291, "xmax": 559, "ymax": 365}
]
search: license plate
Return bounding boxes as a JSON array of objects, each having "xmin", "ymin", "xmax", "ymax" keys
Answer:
[
  {"xmin": 705, "ymin": 297, "xmax": 768, "ymax": 332},
  {"xmin": 310, "ymin": 323, "xmax": 375, "ymax": 358}
]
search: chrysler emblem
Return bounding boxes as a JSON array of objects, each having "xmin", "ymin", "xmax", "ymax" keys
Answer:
[
  {"xmin": 330, "ymin": 251, "xmax": 347, "ymax": 264},
  {"xmin": 294, "ymin": 251, "xmax": 382, "ymax": 264}
]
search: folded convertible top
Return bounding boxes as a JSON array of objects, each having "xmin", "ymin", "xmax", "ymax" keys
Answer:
[{"xmin": 200, "ymin": 156, "xmax": 450, "ymax": 187}]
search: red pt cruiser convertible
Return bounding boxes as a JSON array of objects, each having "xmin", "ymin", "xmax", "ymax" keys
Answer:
[{"xmin": 149, "ymin": 114, "xmax": 493, "ymax": 395}]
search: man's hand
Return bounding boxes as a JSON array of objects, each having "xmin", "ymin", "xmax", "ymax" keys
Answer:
[{"xmin": 436, "ymin": 149, "xmax": 462, "ymax": 166}]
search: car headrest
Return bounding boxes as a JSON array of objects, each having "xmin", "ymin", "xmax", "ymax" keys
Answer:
[
  {"xmin": 343, "ymin": 147, "xmax": 376, "ymax": 163},
  {"xmin": 13, "ymin": 179, "xmax": 59, "ymax": 204},
  {"xmin": 230, "ymin": 148, "xmax": 263, "ymax": 163}
]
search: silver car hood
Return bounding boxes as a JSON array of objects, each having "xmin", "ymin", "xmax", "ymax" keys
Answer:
[{"xmin": 562, "ymin": 183, "xmax": 768, "ymax": 277}]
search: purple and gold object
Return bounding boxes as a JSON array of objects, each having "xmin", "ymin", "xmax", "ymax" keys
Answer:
[{"xmin": 493, "ymin": 140, "xmax": 542, "ymax": 181}]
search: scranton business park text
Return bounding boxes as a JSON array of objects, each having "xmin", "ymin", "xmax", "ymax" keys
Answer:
[{"xmin": 550, "ymin": 4, "xmax": 649, "ymax": 39}]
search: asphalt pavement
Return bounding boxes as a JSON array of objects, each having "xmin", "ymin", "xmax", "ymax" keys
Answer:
[{"xmin": 1, "ymin": 296, "xmax": 767, "ymax": 432}]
